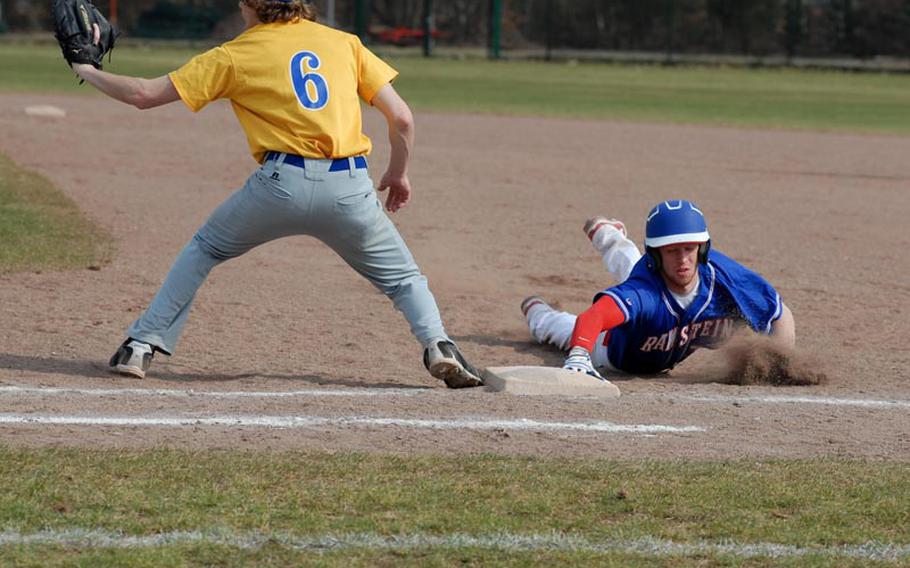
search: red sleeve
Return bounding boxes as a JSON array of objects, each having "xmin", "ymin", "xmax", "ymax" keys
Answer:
[{"xmin": 570, "ymin": 296, "xmax": 627, "ymax": 352}]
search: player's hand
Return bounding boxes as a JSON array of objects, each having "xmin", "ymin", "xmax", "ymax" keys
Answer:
[
  {"xmin": 377, "ymin": 170, "xmax": 411, "ymax": 213},
  {"xmin": 563, "ymin": 346, "xmax": 604, "ymax": 380}
]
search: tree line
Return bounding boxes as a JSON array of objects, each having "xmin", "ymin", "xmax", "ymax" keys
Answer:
[{"xmin": 2, "ymin": 0, "xmax": 908, "ymax": 57}]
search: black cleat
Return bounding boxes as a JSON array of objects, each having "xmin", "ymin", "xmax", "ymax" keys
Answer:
[
  {"xmin": 109, "ymin": 339, "xmax": 154, "ymax": 379},
  {"xmin": 423, "ymin": 339, "xmax": 484, "ymax": 389}
]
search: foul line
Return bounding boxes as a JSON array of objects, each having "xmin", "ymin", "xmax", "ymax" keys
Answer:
[
  {"xmin": 679, "ymin": 394, "xmax": 910, "ymax": 409},
  {"xmin": 0, "ymin": 413, "xmax": 703, "ymax": 434},
  {"xmin": 4, "ymin": 385, "xmax": 909, "ymax": 410},
  {"xmin": 0, "ymin": 385, "xmax": 427, "ymax": 398},
  {"xmin": 0, "ymin": 530, "xmax": 907, "ymax": 561}
]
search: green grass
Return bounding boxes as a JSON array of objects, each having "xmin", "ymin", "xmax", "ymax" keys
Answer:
[
  {"xmin": 0, "ymin": 42, "xmax": 198, "ymax": 93},
  {"xmin": 0, "ymin": 153, "xmax": 112, "ymax": 274},
  {"xmin": 0, "ymin": 448, "xmax": 908, "ymax": 565},
  {"xmin": 1, "ymin": 42, "xmax": 910, "ymax": 133},
  {"xmin": 391, "ymin": 57, "xmax": 910, "ymax": 133}
]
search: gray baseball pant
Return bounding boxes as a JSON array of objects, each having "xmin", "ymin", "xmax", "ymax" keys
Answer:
[{"xmin": 127, "ymin": 154, "xmax": 448, "ymax": 354}]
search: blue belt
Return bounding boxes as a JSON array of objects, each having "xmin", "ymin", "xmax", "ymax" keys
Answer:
[{"xmin": 266, "ymin": 151, "xmax": 367, "ymax": 172}]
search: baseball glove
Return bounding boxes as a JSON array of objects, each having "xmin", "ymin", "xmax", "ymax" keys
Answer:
[{"xmin": 53, "ymin": 0, "xmax": 117, "ymax": 69}]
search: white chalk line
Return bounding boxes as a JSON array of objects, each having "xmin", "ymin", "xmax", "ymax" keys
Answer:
[
  {"xmin": 0, "ymin": 413, "xmax": 704, "ymax": 434},
  {"xmin": 0, "ymin": 529, "xmax": 907, "ymax": 560},
  {"xmin": 679, "ymin": 394, "xmax": 910, "ymax": 409},
  {"xmin": 0, "ymin": 385, "xmax": 426, "ymax": 398},
  {"xmin": 3, "ymin": 385, "xmax": 909, "ymax": 410}
]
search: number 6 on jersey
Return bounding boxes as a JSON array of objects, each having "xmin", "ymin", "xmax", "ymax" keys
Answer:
[{"xmin": 290, "ymin": 50, "xmax": 329, "ymax": 110}]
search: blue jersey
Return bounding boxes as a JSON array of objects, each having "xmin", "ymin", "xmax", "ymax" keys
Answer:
[{"xmin": 594, "ymin": 250, "xmax": 782, "ymax": 375}]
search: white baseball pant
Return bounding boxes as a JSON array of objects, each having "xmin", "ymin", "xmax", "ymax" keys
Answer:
[{"xmin": 524, "ymin": 223, "xmax": 641, "ymax": 372}]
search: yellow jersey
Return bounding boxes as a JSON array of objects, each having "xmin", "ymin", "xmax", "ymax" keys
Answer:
[{"xmin": 169, "ymin": 19, "xmax": 398, "ymax": 162}]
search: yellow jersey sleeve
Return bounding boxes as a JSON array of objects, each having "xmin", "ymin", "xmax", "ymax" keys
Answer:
[
  {"xmin": 355, "ymin": 40, "xmax": 399, "ymax": 104},
  {"xmin": 169, "ymin": 47, "xmax": 237, "ymax": 112}
]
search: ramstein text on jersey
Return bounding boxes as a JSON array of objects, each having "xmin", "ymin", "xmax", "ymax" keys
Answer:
[{"xmin": 639, "ymin": 316, "xmax": 737, "ymax": 352}]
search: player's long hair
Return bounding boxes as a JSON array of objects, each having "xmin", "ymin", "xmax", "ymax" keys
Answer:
[{"xmin": 242, "ymin": 0, "xmax": 317, "ymax": 23}]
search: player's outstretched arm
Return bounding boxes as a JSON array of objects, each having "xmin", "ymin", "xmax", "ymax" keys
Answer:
[
  {"xmin": 73, "ymin": 64, "xmax": 180, "ymax": 109},
  {"xmin": 570, "ymin": 296, "xmax": 627, "ymax": 353},
  {"xmin": 370, "ymin": 83, "xmax": 414, "ymax": 213},
  {"xmin": 562, "ymin": 296, "xmax": 627, "ymax": 380},
  {"xmin": 770, "ymin": 303, "xmax": 796, "ymax": 348}
]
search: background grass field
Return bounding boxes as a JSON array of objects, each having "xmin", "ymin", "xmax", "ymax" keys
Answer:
[
  {"xmin": 2, "ymin": 42, "xmax": 910, "ymax": 133},
  {"xmin": 1, "ymin": 40, "xmax": 909, "ymax": 565}
]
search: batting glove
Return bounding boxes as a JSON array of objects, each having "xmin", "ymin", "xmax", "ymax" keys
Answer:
[{"xmin": 563, "ymin": 346, "xmax": 604, "ymax": 381}]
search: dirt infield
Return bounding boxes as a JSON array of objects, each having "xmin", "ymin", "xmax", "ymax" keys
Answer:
[{"xmin": 1, "ymin": 93, "xmax": 908, "ymax": 459}]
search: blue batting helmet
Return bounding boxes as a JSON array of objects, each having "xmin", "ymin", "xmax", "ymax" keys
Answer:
[{"xmin": 644, "ymin": 200, "xmax": 711, "ymax": 266}]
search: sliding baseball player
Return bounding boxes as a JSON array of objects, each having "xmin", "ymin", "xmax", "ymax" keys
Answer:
[{"xmin": 522, "ymin": 200, "xmax": 796, "ymax": 378}]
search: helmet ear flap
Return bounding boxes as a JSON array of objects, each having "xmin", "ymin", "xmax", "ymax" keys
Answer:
[
  {"xmin": 646, "ymin": 246, "xmax": 661, "ymax": 271},
  {"xmin": 698, "ymin": 240, "xmax": 711, "ymax": 264}
]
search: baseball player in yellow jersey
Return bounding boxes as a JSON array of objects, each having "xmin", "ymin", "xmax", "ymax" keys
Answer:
[{"xmin": 69, "ymin": 0, "xmax": 484, "ymax": 388}]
